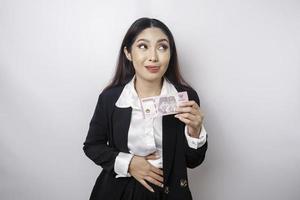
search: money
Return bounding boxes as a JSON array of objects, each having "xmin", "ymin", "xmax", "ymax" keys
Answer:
[{"xmin": 140, "ymin": 91, "xmax": 189, "ymax": 119}]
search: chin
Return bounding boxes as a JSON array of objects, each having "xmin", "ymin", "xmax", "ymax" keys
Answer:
[
  {"xmin": 136, "ymin": 68, "xmax": 167, "ymax": 82},
  {"xmin": 147, "ymin": 73, "xmax": 165, "ymax": 81},
  {"xmin": 138, "ymin": 74, "xmax": 163, "ymax": 83}
]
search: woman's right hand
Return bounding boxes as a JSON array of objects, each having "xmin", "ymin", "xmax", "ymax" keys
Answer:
[{"xmin": 128, "ymin": 152, "xmax": 164, "ymax": 193}]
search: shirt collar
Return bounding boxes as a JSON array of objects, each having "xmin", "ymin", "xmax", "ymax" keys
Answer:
[{"xmin": 115, "ymin": 75, "xmax": 178, "ymax": 109}]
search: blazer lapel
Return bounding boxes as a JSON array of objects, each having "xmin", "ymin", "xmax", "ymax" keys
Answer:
[
  {"xmin": 162, "ymin": 114, "xmax": 178, "ymax": 183},
  {"xmin": 112, "ymin": 106, "xmax": 132, "ymax": 153}
]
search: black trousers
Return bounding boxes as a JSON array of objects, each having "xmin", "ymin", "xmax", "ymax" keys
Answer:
[{"xmin": 120, "ymin": 177, "xmax": 165, "ymax": 200}]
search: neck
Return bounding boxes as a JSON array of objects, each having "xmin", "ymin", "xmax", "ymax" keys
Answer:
[{"xmin": 134, "ymin": 76, "xmax": 163, "ymax": 98}]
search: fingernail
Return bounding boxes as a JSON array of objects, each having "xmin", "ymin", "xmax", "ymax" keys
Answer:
[
  {"xmin": 161, "ymin": 184, "xmax": 164, "ymax": 188},
  {"xmin": 151, "ymin": 188, "xmax": 155, "ymax": 193},
  {"xmin": 174, "ymin": 115, "xmax": 178, "ymax": 117}
]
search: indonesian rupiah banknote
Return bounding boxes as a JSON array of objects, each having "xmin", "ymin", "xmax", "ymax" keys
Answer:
[{"xmin": 140, "ymin": 91, "xmax": 189, "ymax": 119}]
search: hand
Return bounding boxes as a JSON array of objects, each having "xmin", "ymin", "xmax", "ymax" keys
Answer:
[
  {"xmin": 128, "ymin": 152, "xmax": 164, "ymax": 193},
  {"xmin": 175, "ymin": 100, "xmax": 204, "ymax": 138}
]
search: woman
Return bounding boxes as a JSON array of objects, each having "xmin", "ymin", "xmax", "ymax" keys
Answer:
[{"xmin": 83, "ymin": 17, "xmax": 208, "ymax": 200}]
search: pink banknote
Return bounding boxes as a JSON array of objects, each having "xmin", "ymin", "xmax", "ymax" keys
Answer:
[{"xmin": 140, "ymin": 91, "xmax": 189, "ymax": 119}]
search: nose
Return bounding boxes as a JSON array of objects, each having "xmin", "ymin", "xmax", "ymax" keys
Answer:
[{"xmin": 148, "ymin": 47, "xmax": 158, "ymax": 62}]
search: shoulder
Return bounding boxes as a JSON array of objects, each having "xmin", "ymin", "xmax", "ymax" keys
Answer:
[{"xmin": 97, "ymin": 85, "xmax": 125, "ymax": 106}]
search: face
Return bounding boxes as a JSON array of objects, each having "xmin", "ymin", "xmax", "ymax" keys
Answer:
[{"xmin": 124, "ymin": 27, "xmax": 171, "ymax": 83}]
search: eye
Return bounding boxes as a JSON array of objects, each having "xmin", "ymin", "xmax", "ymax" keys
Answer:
[
  {"xmin": 137, "ymin": 43, "xmax": 147, "ymax": 49},
  {"xmin": 158, "ymin": 44, "xmax": 169, "ymax": 50}
]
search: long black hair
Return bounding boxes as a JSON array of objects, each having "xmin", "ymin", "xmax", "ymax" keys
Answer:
[{"xmin": 103, "ymin": 17, "xmax": 190, "ymax": 91}]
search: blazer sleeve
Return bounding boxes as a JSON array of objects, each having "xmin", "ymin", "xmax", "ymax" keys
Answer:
[
  {"xmin": 83, "ymin": 92, "xmax": 119, "ymax": 172},
  {"xmin": 184, "ymin": 88, "xmax": 208, "ymax": 168}
]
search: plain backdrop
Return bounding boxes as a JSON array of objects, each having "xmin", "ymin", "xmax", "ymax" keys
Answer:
[{"xmin": 1, "ymin": 0, "xmax": 299, "ymax": 200}]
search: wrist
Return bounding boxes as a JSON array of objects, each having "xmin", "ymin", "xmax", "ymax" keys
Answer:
[
  {"xmin": 128, "ymin": 155, "xmax": 135, "ymax": 172},
  {"xmin": 188, "ymin": 126, "xmax": 201, "ymax": 138}
]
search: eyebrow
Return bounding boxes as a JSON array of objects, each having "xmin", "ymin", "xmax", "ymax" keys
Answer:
[{"xmin": 136, "ymin": 38, "xmax": 169, "ymax": 43}]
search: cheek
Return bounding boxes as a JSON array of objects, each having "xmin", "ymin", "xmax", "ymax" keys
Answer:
[
  {"xmin": 133, "ymin": 58, "xmax": 145, "ymax": 69},
  {"xmin": 132, "ymin": 49, "xmax": 146, "ymax": 59},
  {"xmin": 132, "ymin": 57, "xmax": 147, "ymax": 72},
  {"xmin": 160, "ymin": 53, "xmax": 171, "ymax": 66},
  {"xmin": 132, "ymin": 54, "xmax": 147, "ymax": 66}
]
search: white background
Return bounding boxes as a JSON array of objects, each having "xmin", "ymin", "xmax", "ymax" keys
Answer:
[{"xmin": 1, "ymin": 0, "xmax": 299, "ymax": 199}]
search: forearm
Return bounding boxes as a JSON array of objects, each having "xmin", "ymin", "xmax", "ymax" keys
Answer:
[{"xmin": 185, "ymin": 140, "xmax": 208, "ymax": 168}]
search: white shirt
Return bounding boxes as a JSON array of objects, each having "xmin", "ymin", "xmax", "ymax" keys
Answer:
[{"xmin": 113, "ymin": 76, "xmax": 207, "ymax": 178}]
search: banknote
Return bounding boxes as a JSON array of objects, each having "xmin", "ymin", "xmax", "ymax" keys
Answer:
[{"xmin": 140, "ymin": 91, "xmax": 189, "ymax": 119}]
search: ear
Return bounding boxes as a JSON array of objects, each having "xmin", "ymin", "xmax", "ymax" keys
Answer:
[{"xmin": 123, "ymin": 46, "xmax": 132, "ymax": 61}]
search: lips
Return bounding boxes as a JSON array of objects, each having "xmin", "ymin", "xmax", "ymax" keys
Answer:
[
  {"xmin": 145, "ymin": 65, "xmax": 160, "ymax": 73},
  {"xmin": 145, "ymin": 65, "xmax": 159, "ymax": 69}
]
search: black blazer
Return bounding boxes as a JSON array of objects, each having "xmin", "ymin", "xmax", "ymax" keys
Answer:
[{"xmin": 83, "ymin": 83, "xmax": 208, "ymax": 200}]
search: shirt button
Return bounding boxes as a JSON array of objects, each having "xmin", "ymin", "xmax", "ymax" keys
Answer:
[
  {"xmin": 180, "ymin": 179, "xmax": 188, "ymax": 187},
  {"xmin": 164, "ymin": 186, "xmax": 169, "ymax": 194}
]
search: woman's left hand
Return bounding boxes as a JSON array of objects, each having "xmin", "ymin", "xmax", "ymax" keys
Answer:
[{"xmin": 174, "ymin": 100, "xmax": 204, "ymax": 138}]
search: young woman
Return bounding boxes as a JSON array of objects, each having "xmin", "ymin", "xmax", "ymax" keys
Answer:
[{"xmin": 83, "ymin": 17, "xmax": 208, "ymax": 200}]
